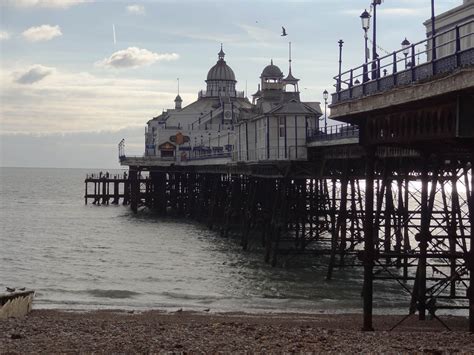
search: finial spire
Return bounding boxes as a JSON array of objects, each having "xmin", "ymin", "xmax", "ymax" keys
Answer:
[
  {"xmin": 271, "ymin": 59, "xmax": 273, "ymax": 65},
  {"xmin": 177, "ymin": 77, "xmax": 180, "ymax": 95},
  {"xmin": 218, "ymin": 43, "xmax": 225, "ymax": 60},
  {"xmin": 288, "ymin": 42, "xmax": 292, "ymax": 74}
]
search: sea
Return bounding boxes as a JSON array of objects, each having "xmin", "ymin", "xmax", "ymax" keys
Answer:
[{"xmin": 0, "ymin": 167, "xmax": 433, "ymax": 314}]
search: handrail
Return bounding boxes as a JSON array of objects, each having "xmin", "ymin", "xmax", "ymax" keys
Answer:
[
  {"xmin": 333, "ymin": 18, "xmax": 474, "ymax": 102},
  {"xmin": 307, "ymin": 123, "xmax": 359, "ymax": 142}
]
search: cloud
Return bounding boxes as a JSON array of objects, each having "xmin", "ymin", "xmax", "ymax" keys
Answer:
[
  {"xmin": 96, "ymin": 47, "xmax": 179, "ymax": 69},
  {"xmin": 14, "ymin": 64, "xmax": 55, "ymax": 84},
  {"xmin": 4, "ymin": 0, "xmax": 91, "ymax": 8},
  {"xmin": 126, "ymin": 4, "xmax": 145, "ymax": 15},
  {"xmin": 22, "ymin": 24, "xmax": 62, "ymax": 42},
  {"xmin": 0, "ymin": 31, "xmax": 10, "ymax": 40},
  {"xmin": 0, "ymin": 66, "xmax": 194, "ymax": 134}
]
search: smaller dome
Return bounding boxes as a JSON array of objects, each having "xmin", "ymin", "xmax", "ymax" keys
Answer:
[
  {"xmin": 261, "ymin": 60, "xmax": 283, "ymax": 78},
  {"xmin": 174, "ymin": 94, "xmax": 182, "ymax": 102}
]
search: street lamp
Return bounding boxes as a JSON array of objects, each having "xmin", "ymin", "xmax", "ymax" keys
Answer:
[
  {"xmin": 371, "ymin": 0, "xmax": 384, "ymax": 79},
  {"xmin": 323, "ymin": 90, "xmax": 328, "ymax": 133},
  {"xmin": 360, "ymin": 9, "xmax": 371, "ymax": 64},
  {"xmin": 402, "ymin": 37, "xmax": 410, "ymax": 69}
]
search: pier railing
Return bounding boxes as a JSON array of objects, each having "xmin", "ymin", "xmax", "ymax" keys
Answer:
[
  {"xmin": 307, "ymin": 123, "xmax": 359, "ymax": 143},
  {"xmin": 333, "ymin": 18, "xmax": 474, "ymax": 104}
]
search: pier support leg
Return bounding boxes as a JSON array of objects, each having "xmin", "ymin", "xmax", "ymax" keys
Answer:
[
  {"xmin": 418, "ymin": 157, "xmax": 429, "ymax": 320},
  {"xmin": 468, "ymin": 157, "xmax": 474, "ymax": 333},
  {"xmin": 363, "ymin": 148, "xmax": 375, "ymax": 331},
  {"xmin": 130, "ymin": 168, "xmax": 139, "ymax": 214}
]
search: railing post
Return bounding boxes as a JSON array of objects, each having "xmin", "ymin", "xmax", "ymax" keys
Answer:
[
  {"xmin": 455, "ymin": 25, "xmax": 461, "ymax": 67},
  {"xmin": 411, "ymin": 44, "xmax": 416, "ymax": 81},
  {"xmin": 349, "ymin": 69, "xmax": 353, "ymax": 99},
  {"xmin": 376, "ymin": 58, "xmax": 381, "ymax": 90},
  {"xmin": 392, "ymin": 52, "xmax": 398, "ymax": 86}
]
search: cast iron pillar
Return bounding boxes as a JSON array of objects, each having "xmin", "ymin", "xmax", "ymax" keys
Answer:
[
  {"xmin": 129, "ymin": 167, "xmax": 139, "ymax": 214},
  {"xmin": 469, "ymin": 158, "xmax": 474, "ymax": 333},
  {"xmin": 363, "ymin": 147, "xmax": 375, "ymax": 331},
  {"xmin": 418, "ymin": 156, "xmax": 429, "ymax": 320}
]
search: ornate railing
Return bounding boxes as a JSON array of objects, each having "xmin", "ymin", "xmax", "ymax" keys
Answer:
[
  {"xmin": 118, "ymin": 138, "xmax": 126, "ymax": 161},
  {"xmin": 333, "ymin": 19, "xmax": 474, "ymax": 104},
  {"xmin": 307, "ymin": 123, "xmax": 359, "ymax": 143}
]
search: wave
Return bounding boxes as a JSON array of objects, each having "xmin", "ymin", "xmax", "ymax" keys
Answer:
[{"xmin": 85, "ymin": 289, "xmax": 141, "ymax": 299}]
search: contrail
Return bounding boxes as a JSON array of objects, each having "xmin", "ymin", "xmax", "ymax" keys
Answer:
[{"xmin": 112, "ymin": 24, "xmax": 116, "ymax": 45}]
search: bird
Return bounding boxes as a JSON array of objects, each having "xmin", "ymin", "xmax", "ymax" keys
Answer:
[
  {"xmin": 281, "ymin": 26, "xmax": 287, "ymax": 36},
  {"xmin": 6, "ymin": 287, "xmax": 15, "ymax": 292}
]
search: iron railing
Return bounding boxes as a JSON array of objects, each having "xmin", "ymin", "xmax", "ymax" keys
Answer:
[
  {"xmin": 333, "ymin": 19, "xmax": 474, "ymax": 104},
  {"xmin": 307, "ymin": 123, "xmax": 359, "ymax": 143}
]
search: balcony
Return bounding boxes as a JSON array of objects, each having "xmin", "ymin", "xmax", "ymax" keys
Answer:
[{"xmin": 332, "ymin": 19, "xmax": 474, "ymax": 105}]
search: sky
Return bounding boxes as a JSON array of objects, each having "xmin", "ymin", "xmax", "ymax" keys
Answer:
[{"xmin": 0, "ymin": 0, "xmax": 462, "ymax": 168}]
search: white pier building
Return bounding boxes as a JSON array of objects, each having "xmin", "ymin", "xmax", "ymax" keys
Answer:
[{"xmin": 127, "ymin": 45, "xmax": 323, "ymax": 166}]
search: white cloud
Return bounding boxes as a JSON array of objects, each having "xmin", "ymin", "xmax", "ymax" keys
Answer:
[
  {"xmin": 0, "ymin": 31, "xmax": 10, "ymax": 40},
  {"xmin": 4, "ymin": 0, "xmax": 91, "ymax": 9},
  {"xmin": 0, "ymin": 66, "xmax": 194, "ymax": 134},
  {"xmin": 126, "ymin": 4, "xmax": 145, "ymax": 15},
  {"xmin": 96, "ymin": 47, "xmax": 179, "ymax": 69},
  {"xmin": 13, "ymin": 64, "xmax": 55, "ymax": 84},
  {"xmin": 22, "ymin": 25, "xmax": 62, "ymax": 42}
]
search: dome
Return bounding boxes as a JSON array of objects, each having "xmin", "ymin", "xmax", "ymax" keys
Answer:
[
  {"xmin": 206, "ymin": 60, "xmax": 236, "ymax": 82},
  {"xmin": 206, "ymin": 46, "xmax": 236, "ymax": 82},
  {"xmin": 261, "ymin": 60, "xmax": 283, "ymax": 78}
]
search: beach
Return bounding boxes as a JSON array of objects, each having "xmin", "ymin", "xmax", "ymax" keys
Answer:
[{"xmin": 1, "ymin": 309, "xmax": 473, "ymax": 353}]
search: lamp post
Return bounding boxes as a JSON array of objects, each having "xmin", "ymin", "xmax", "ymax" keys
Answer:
[
  {"xmin": 360, "ymin": 9, "xmax": 371, "ymax": 82},
  {"xmin": 360, "ymin": 9, "xmax": 371, "ymax": 64},
  {"xmin": 323, "ymin": 90, "xmax": 328, "ymax": 133},
  {"xmin": 337, "ymin": 40, "xmax": 344, "ymax": 92},
  {"xmin": 371, "ymin": 0, "xmax": 383, "ymax": 80},
  {"xmin": 402, "ymin": 38, "xmax": 410, "ymax": 69}
]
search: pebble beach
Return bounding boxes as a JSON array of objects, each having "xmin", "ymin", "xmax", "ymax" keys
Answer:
[{"xmin": 1, "ymin": 309, "xmax": 473, "ymax": 353}]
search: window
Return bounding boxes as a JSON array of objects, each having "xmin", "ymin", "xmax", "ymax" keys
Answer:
[
  {"xmin": 279, "ymin": 116, "xmax": 286, "ymax": 137},
  {"xmin": 161, "ymin": 150, "xmax": 174, "ymax": 158}
]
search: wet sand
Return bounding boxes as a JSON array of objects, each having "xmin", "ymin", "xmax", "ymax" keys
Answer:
[{"xmin": 1, "ymin": 309, "xmax": 473, "ymax": 353}]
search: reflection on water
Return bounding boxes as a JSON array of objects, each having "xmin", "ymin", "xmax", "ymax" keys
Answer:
[{"xmin": 0, "ymin": 167, "xmax": 447, "ymax": 314}]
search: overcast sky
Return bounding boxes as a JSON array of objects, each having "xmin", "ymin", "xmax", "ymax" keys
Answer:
[{"xmin": 0, "ymin": 0, "xmax": 461, "ymax": 168}]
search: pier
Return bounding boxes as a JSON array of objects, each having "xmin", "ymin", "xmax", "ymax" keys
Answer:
[{"xmin": 86, "ymin": 17, "xmax": 474, "ymax": 331}]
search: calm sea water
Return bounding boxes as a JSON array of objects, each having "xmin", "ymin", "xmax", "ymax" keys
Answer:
[{"xmin": 1, "ymin": 167, "xmax": 414, "ymax": 313}]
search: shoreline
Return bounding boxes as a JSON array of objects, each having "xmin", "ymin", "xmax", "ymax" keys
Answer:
[{"xmin": 1, "ymin": 309, "xmax": 472, "ymax": 353}]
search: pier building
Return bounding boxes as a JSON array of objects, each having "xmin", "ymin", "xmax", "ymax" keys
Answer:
[
  {"xmin": 87, "ymin": 2, "xmax": 474, "ymax": 333},
  {"xmin": 142, "ymin": 44, "xmax": 322, "ymax": 165}
]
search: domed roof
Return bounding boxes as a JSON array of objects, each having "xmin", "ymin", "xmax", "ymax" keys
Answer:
[
  {"xmin": 261, "ymin": 60, "xmax": 283, "ymax": 78},
  {"xmin": 206, "ymin": 46, "xmax": 236, "ymax": 82}
]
